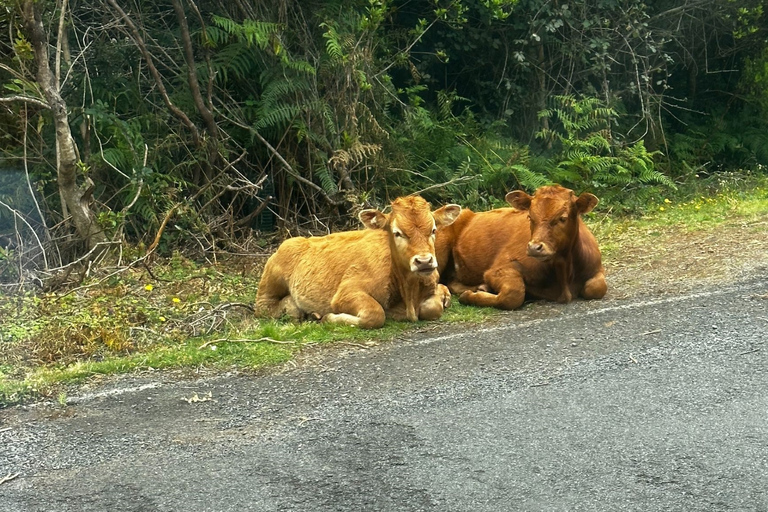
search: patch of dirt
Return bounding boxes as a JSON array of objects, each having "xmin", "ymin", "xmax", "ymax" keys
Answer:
[{"xmin": 603, "ymin": 217, "xmax": 768, "ymax": 300}]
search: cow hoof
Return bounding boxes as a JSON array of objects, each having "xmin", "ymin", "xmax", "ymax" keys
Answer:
[
  {"xmin": 477, "ymin": 283, "xmax": 490, "ymax": 292},
  {"xmin": 437, "ymin": 284, "xmax": 452, "ymax": 309},
  {"xmin": 458, "ymin": 290, "xmax": 474, "ymax": 304},
  {"xmin": 310, "ymin": 312, "xmax": 322, "ymax": 322}
]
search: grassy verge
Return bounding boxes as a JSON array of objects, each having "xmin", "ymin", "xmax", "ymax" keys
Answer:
[
  {"xmin": 2, "ymin": 176, "xmax": 767, "ymax": 406},
  {"xmin": 0, "ymin": 261, "xmax": 498, "ymax": 406},
  {"xmin": 591, "ymin": 177, "xmax": 768, "ymax": 260}
]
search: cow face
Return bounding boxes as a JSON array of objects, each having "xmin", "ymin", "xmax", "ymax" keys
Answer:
[
  {"xmin": 359, "ymin": 197, "xmax": 461, "ymax": 274},
  {"xmin": 506, "ymin": 185, "xmax": 598, "ymax": 261}
]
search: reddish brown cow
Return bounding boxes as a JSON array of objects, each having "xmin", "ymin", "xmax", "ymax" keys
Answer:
[
  {"xmin": 435, "ymin": 185, "xmax": 607, "ymax": 310},
  {"xmin": 256, "ymin": 196, "xmax": 461, "ymax": 328}
]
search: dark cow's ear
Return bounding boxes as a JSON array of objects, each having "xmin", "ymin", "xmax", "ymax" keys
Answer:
[
  {"xmin": 505, "ymin": 190, "xmax": 532, "ymax": 211},
  {"xmin": 359, "ymin": 209, "xmax": 388, "ymax": 230},
  {"xmin": 575, "ymin": 193, "xmax": 599, "ymax": 214},
  {"xmin": 433, "ymin": 204, "xmax": 461, "ymax": 227}
]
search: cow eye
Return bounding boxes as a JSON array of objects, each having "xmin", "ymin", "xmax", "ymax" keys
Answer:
[
  {"xmin": 431, "ymin": 227, "xmax": 437, "ymax": 236},
  {"xmin": 393, "ymin": 230, "xmax": 404, "ymax": 238},
  {"xmin": 559, "ymin": 216, "xmax": 568, "ymax": 223}
]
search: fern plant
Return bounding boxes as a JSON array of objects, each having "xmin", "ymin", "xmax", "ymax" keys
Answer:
[{"xmin": 538, "ymin": 95, "xmax": 674, "ymax": 193}]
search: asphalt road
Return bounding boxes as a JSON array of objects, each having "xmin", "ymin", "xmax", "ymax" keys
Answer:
[{"xmin": 2, "ymin": 278, "xmax": 768, "ymax": 511}]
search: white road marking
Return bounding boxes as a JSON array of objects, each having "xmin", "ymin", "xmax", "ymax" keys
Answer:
[
  {"xmin": 66, "ymin": 382, "xmax": 163, "ymax": 404},
  {"xmin": 417, "ymin": 280, "xmax": 768, "ymax": 346}
]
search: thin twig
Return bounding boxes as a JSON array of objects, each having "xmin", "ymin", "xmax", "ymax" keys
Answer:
[
  {"xmin": 0, "ymin": 427, "xmax": 12, "ymax": 434},
  {"xmin": 43, "ymin": 241, "xmax": 119, "ymax": 275},
  {"xmin": 338, "ymin": 341, "xmax": 370, "ymax": 349},
  {"xmin": 217, "ymin": 302, "xmax": 255, "ymax": 312},
  {"xmin": 0, "ymin": 199, "xmax": 48, "ymax": 269},
  {"xmin": 198, "ymin": 337, "xmax": 294, "ymax": 350},
  {"xmin": 0, "ymin": 95, "xmax": 49, "ymax": 109},
  {"xmin": 410, "ymin": 175, "xmax": 479, "ymax": 196},
  {"xmin": 738, "ymin": 348, "xmax": 760, "ymax": 356},
  {"xmin": 641, "ymin": 329, "xmax": 661, "ymax": 336},
  {"xmin": 57, "ymin": 254, "xmax": 148, "ymax": 298},
  {"xmin": 22, "ymin": 103, "xmax": 51, "ymax": 252},
  {"xmin": 0, "ymin": 473, "xmax": 20, "ymax": 485},
  {"xmin": 146, "ymin": 204, "xmax": 180, "ymax": 256}
]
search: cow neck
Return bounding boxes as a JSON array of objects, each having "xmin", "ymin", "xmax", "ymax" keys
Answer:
[
  {"xmin": 553, "ymin": 217, "xmax": 581, "ymax": 285},
  {"xmin": 568, "ymin": 218, "xmax": 591, "ymax": 267},
  {"xmin": 386, "ymin": 233, "xmax": 426, "ymax": 322}
]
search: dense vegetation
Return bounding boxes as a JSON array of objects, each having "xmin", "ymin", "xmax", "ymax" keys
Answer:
[{"xmin": 1, "ymin": 0, "xmax": 767, "ymax": 279}]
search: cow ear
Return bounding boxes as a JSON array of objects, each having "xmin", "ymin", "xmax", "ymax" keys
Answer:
[
  {"xmin": 505, "ymin": 190, "xmax": 532, "ymax": 211},
  {"xmin": 575, "ymin": 193, "xmax": 599, "ymax": 214},
  {"xmin": 433, "ymin": 204, "xmax": 461, "ymax": 227},
  {"xmin": 359, "ymin": 209, "xmax": 388, "ymax": 230}
]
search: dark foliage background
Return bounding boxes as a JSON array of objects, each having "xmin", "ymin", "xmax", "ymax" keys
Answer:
[{"xmin": 1, "ymin": 0, "xmax": 767, "ymax": 276}]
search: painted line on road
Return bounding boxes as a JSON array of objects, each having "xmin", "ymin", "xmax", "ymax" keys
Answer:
[
  {"xmin": 418, "ymin": 279, "xmax": 768, "ymax": 346},
  {"xmin": 66, "ymin": 382, "xmax": 163, "ymax": 404}
]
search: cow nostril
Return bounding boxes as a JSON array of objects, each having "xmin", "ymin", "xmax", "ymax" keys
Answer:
[
  {"xmin": 529, "ymin": 242, "xmax": 543, "ymax": 252},
  {"xmin": 413, "ymin": 255, "xmax": 436, "ymax": 269}
]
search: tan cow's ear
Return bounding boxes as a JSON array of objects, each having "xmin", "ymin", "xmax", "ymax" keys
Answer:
[
  {"xmin": 359, "ymin": 209, "xmax": 388, "ymax": 229},
  {"xmin": 575, "ymin": 193, "xmax": 599, "ymax": 214},
  {"xmin": 433, "ymin": 204, "xmax": 461, "ymax": 227},
  {"xmin": 505, "ymin": 190, "xmax": 532, "ymax": 211}
]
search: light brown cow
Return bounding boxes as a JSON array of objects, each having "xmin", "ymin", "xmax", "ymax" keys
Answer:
[
  {"xmin": 436, "ymin": 185, "xmax": 606, "ymax": 310},
  {"xmin": 256, "ymin": 196, "xmax": 461, "ymax": 328}
]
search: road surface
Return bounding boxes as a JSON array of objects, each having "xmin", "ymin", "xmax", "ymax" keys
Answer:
[{"xmin": 2, "ymin": 278, "xmax": 768, "ymax": 511}]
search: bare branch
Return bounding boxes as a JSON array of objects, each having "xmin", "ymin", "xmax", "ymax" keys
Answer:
[
  {"xmin": 0, "ymin": 95, "xmax": 50, "ymax": 109},
  {"xmin": 410, "ymin": 175, "xmax": 478, "ymax": 196},
  {"xmin": 105, "ymin": 0, "xmax": 201, "ymax": 147},
  {"xmin": 171, "ymin": 0, "xmax": 218, "ymax": 139},
  {"xmin": 0, "ymin": 199, "xmax": 48, "ymax": 269}
]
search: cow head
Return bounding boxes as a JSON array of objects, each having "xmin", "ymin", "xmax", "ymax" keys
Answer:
[
  {"xmin": 359, "ymin": 196, "xmax": 461, "ymax": 275},
  {"xmin": 506, "ymin": 185, "xmax": 598, "ymax": 261}
]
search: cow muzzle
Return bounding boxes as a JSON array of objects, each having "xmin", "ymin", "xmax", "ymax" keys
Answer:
[
  {"xmin": 527, "ymin": 241, "xmax": 554, "ymax": 260},
  {"xmin": 411, "ymin": 254, "xmax": 437, "ymax": 274}
]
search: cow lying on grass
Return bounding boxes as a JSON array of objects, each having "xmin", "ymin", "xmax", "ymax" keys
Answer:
[
  {"xmin": 256, "ymin": 196, "xmax": 461, "ymax": 328},
  {"xmin": 436, "ymin": 185, "xmax": 607, "ymax": 310}
]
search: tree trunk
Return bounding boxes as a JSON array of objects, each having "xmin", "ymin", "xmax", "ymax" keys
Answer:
[{"xmin": 22, "ymin": 0, "xmax": 106, "ymax": 250}]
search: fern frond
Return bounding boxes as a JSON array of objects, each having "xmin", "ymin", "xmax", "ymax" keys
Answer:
[
  {"xmin": 321, "ymin": 23, "xmax": 346, "ymax": 62},
  {"xmin": 315, "ymin": 164, "xmax": 338, "ymax": 194}
]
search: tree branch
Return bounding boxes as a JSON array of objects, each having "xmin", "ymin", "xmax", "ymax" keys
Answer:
[
  {"xmin": 0, "ymin": 95, "xmax": 50, "ymax": 109},
  {"xmin": 171, "ymin": 0, "xmax": 218, "ymax": 139},
  {"xmin": 105, "ymin": 0, "xmax": 201, "ymax": 147}
]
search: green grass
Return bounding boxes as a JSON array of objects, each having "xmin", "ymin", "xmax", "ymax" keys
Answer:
[
  {"xmin": 0, "ymin": 288, "xmax": 498, "ymax": 406},
  {"xmin": 2, "ymin": 175, "xmax": 767, "ymax": 407},
  {"xmin": 589, "ymin": 178, "xmax": 768, "ymax": 259}
]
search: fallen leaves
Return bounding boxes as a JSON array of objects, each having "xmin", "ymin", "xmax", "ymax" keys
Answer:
[{"xmin": 182, "ymin": 392, "xmax": 216, "ymax": 404}]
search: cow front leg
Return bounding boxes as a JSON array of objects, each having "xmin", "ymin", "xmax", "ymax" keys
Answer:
[
  {"xmin": 255, "ymin": 266, "xmax": 294, "ymax": 318},
  {"xmin": 324, "ymin": 290, "xmax": 386, "ymax": 329},
  {"xmin": 416, "ymin": 284, "xmax": 452, "ymax": 321},
  {"xmin": 581, "ymin": 271, "xmax": 607, "ymax": 299},
  {"xmin": 553, "ymin": 259, "xmax": 574, "ymax": 303},
  {"xmin": 459, "ymin": 266, "xmax": 525, "ymax": 310}
]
